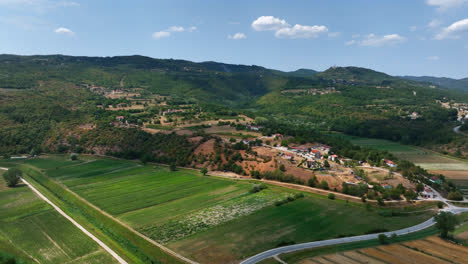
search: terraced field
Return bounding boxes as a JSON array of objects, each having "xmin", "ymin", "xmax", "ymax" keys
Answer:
[
  {"xmin": 298, "ymin": 236, "xmax": 468, "ymax": 264},
  {"xmin": 0, "ymin": 172, "xmax": 115, "ymax": 264},
  {"xmin": 16, "ymin": 156, "xmax": 438, "ymax": 264}
]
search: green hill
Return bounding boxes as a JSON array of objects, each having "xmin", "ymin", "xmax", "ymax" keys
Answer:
[{"xmin": 0, "ymin": 54, "xmax": 466, "ymax": 156}]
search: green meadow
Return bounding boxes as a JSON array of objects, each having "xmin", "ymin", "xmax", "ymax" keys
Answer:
[
  {"xmin": 0, "ymin": 171, "xmax": 115, "ymax": 264},
  {"xmin": 13, "ymin": 155, "xmax": 438, "ymax": 263}
]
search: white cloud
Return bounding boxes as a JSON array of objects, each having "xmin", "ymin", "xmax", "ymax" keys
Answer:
[
  {"xmin": 54, "ymin": 27, "xmax": 74, "ymax": 35},
  {"xmin": 251, "ymin": 16, "xmax": 289, "ymax": 31},
  {"xmin": 410, "ymin": 26, "xmax": 418, "ymax": 32},
  {"xmin": 252, "ymin": 16, "xmax": 328, "ymax": 39},
  {"xmin": 152, "ymin": 25, "xmax": 196, "ymax": 40},
  {"xmin": 435, "ymin": 18, "xmax": 468, "ymax": 39},
  {"xmin": 426, "ymin": 0, "xmax": 468, "ymax": 10},
  {"xmin": 345, "ymin": 40, "xmax": 356, "ymax": 46},
  {"xmin": 152, "ymin": 31, "xmax": 171, "ymax": 39},
  {"xmin": 275, "ymin": 24, "xmax": 328, "ymax": 39},
  {"xmin": 328, "ymin": 32, "xmax": 340, "ymax": 37},
  {"xmin": 427, "ymin": 55, "xmax": 440, "ymax": 60},
  {"xmin": 346, "ymin": 33, "xmax": 406, "ymax": 47},
  {"xmin": 168, "ymin": 26, "xmax": 184, "ymax": 32},
  {"xmin": 228, "ymin": 32, "xmax": 246, "ymax": 40},
  {"xmin": 360, "ymin": 33, "xmax": 406, "ymax": 46}
]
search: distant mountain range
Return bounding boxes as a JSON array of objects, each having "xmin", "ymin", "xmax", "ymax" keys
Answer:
[{"xmin": 399, "ymin": 76, "xmax": 468, "ymax": 92}]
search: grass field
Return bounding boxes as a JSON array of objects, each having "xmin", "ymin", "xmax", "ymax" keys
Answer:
[
  {"xmin": 0, "ymin": 172, "xmax": 115, "ymax": 264},
  {"xmin": 10, "ymin": 155, "xmax": 438, "ymax": 263}
]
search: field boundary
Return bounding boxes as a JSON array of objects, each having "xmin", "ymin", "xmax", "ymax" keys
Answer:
[
  {"xmin": 52, "ymin": 173, "xmax": 199, "ymax": 264},
  {"xmin": 21, "ymin": 178, "xmax": 128, "ymax": 264}
]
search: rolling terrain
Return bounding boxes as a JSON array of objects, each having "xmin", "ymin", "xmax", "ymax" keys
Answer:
[{"xmin": 2, "ymin": 155, "xmax": 439, "ymax": 264}]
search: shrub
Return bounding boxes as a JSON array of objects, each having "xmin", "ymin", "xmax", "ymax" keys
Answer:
[
  {"xmin": 328, "ymin": 193, "xmax": 335, "ymax": 200},
  {"xmin": 70, "ymin": 153, "xmax": 78, "ymax": 161},
  {"xmin": 321, "ymin": 180, "xmax": 329, "ymax": 190},
  {"xmin": 169, "ymin": 163, "xmax": 177, "ymax": 171},
  {"xmin": 378, "ymin": 234, "xmax": 388, "ymax": 244},
  {"xmin": 361, "ymin": 196, "xmax": 367, "ymax": 203},
  {"xmin": 249, "ymin": 184, "xmax": 267, "ymax": 193},
  {"xmin": 447, "ymin": 191, "xmax": 463, "ymax": 201}
]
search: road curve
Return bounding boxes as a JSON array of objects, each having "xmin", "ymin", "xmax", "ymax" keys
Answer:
[
  {"xmin": 240, "ymin": 217, "xmax": 436, "ymax": 264},
  {"xmin": 21, "ymin": 177, "xmax": 129, "ymax": 264}
]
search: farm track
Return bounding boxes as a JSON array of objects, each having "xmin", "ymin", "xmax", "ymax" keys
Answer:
[
  {"xmin": 42, "ymin": 169, "xmax": 200, "ymax": 264},
  {"xmin": 20, "ymin": 177, "xmax": 129, "ymax": 264}
]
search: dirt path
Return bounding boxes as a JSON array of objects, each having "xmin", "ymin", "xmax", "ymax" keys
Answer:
[
  {"xmin": 50, "ymin": 172, "xmax": 199, "ymax": 264},
  {"xmin": 20, "ymin": 178, "xmax": 129, "ymax": 264}
]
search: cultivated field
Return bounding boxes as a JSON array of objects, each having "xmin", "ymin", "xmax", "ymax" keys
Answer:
[
  {"xmin": 16, "ymin": 156, "xmax": 437, "ymax": 264},
  {"xmin": 297, "ymin": 236, "xmax": 468, "ymax": 264},
  {"xmin": 336, "ymin": 134, "xmax": 468, "ymax": 191},
  {"xmin": 0, "ymin": 172, "xmax": 115, "ymax": 264}
]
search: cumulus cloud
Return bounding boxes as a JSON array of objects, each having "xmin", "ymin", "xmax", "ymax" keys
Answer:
[
  {"xmin": 427, "ymin": 55, "xmax": 440, "ymax": 60},
  {"xmin": 152, "ymin": 25, "xmax": 196, "ymax": 39},
  {"xmin": 275, "ymin": 24, "xmax": 328, "ymax": 39},
  {"xmin": 251, "ymin": 16, "xmax": 328, "ymax": 39},
  {"xmin": 426, "ymin": 0, "xmax": 468, "ymax": 10},
  {"xmin": 152, "ymin": 31, "xmax": 171, "ymax": 39},
  {"xmin": 346, "ymin": 33, "xmax": 406, "ymax": 47},
  {"xmin": 435, "ymin": 18, "xmax": 468, "ymax": 39},
  {"xmin": 228, "ymin": 32, "xmax": 246, "ymax": 40},
  {"xmin": 251, "ymin": 16, "xmax": 289, "ymax": 31},
  {"xmin": 54, "ymin": 27, "xmax": 74, "ymax": 35},
  {"xmin": 328, "ymin": 32, "xmax": 341, "ymax": 37}
]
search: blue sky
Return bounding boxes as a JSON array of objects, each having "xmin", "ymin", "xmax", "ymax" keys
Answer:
[{"xmin": 1, "ymin": 0, "xmax": 468, "ymax": 78}]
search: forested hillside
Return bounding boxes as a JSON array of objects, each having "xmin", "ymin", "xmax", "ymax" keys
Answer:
[{"xmin": 0, "ymin": 54, "xmax": 466, "ymax": 157}]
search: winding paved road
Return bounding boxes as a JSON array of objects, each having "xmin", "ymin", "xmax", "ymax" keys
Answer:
[{"xmin": 240, "ymin": 185, "xmax": 468, "ymax": 264}]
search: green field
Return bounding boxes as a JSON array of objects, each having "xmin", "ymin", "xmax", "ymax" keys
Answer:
[
  {"xmin": 334, "ymin": 134, "xmax": 468, "ymax": 171},
  {"xmin": 11, "ymin": 155, "xmax": 438, "ymax": 264},
  {"xmin": 0, "ymin": 171, "xmax": 115, "ymax": 264}
]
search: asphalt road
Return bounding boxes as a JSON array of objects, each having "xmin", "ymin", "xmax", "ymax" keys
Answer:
[{"xmin": 241, "ymin": 185, "xmax": 468, "ymax": 264}]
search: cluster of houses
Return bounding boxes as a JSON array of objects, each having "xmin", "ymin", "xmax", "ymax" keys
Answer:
[{"xmin": 276, "ymin": 144, "xmax": 337, "ymax": 169}]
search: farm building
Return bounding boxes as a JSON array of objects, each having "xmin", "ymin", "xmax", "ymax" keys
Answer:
[
  {"xmin": 383, "ymin": 159, "xmax": 397, "ymax": 168},
  {"xmin": 310, "ymin": 149, "xmax": 321, "ymax": 159},
  {"xmin": 329, "ymin": 154, "xmax": 338, "ymax": 161},
  {"xmin": 420, "ymin": 187, "xmax": 435, "ymax": 199}
]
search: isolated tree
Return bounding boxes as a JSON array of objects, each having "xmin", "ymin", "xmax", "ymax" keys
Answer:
[
  {"xmin": 404, "ymin": 190, "xmax": 417, "ymax": 202},
  {"xmin": 321, "ymin": 180, "xmax": 329, "ymax": 190},
  {"xmin": 416, "ymin": 183, "xmax": 424, "ymax": 193},
  {"xmin": 378, "ymin": 234, "xmax": 388, "ymax": 244},
  {"xmin": 328, "ymin": 193, "xmax": 335, "ymax": 200},
  {"xmin": 201, "ymin": 167, "xmax": 208, "ymax": 176},
  {"xmin": 308, "ymin": 176, "xmax": 318, "ymax": 187},
  {"xmin": 323, "ymin": 160, "xmax": 330, "ymax": 169},
  {"xmin": 435, "ymin": 211, "xmax": 459, "ymax": 238},
  {"xmin": 3, "ymin": 168, "xmax": 22, "ymax": 187},
  {"xmin": 279, "ymin": 164, "xmax": 286, "ymax": 172},
  {"xmin": 70, "ymin": 153, "xmax": 78, "ymax": 161}
]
